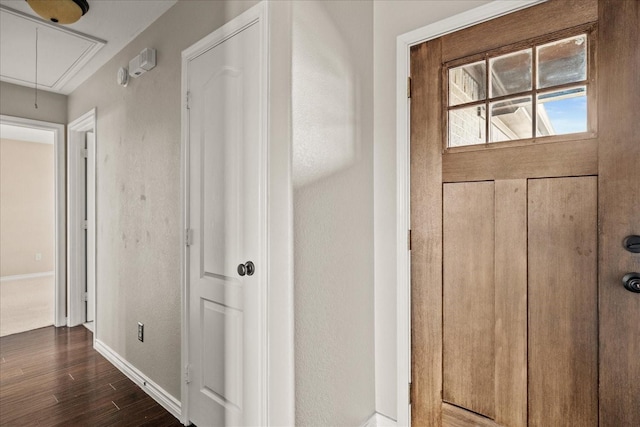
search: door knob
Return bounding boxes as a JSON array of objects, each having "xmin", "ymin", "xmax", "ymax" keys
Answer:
[
  {"xmin": 237, "ymin": 261, "xmax": 255, "ymax": 277},
  {"xmin": 622, "ymin": 273, "xmax": 640, "ymax": 293}
]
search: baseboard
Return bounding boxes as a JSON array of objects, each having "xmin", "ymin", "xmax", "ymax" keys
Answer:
[
  {"xmin": 362, "ymin": 412, "xmax": 398, "ymax": 427},
  {"xmin": 0, "ymin": 271, "xmax": 54, "ymax": 282},
  {"xmin": 94, "ymin": 339, "xmax": 182, "ymax": 421}
]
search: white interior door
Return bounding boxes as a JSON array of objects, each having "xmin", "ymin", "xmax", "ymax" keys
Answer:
[
  {"xmin": 67, "ymin": 109, "xmax": 96, "ymax": 328},
  {"xmin": 76, "ymin": 134, "xmax": 87, "ymax": 324},
  {"xmin": 85, "ymin": 131, "xmax": 95, "ymax": 323},
  {"xmin": 187, "ymin": 21, "xmax": 263, "ymax": 427}
]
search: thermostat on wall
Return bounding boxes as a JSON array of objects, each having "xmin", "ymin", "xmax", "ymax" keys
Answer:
[{"xmin": 129, "ymin": 48, "xmax": 157, "ymax": 78}]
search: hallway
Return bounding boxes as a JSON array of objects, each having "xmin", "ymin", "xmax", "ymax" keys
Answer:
[{"xmin": 0, "ymin": 326, "xmax": 181, "ymax": 426}]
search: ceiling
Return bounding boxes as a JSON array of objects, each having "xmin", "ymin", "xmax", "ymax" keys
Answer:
[{"xmin": 0, "ymin": 0, "xmax": 177, "ymax": 95}]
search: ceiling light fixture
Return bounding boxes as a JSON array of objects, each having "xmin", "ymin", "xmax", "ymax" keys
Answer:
[{"xmin": 26, "ymin": 0, "xmax": 89, "ymax": 25}]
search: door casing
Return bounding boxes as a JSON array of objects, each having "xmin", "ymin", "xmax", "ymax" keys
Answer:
[
  {"xmin": 394, "ymin": 1, "xmax": 547, "ymax": 424},
  {"xmin": 67, "ymin": 108, "xmax": 97, "ymax": 337}
]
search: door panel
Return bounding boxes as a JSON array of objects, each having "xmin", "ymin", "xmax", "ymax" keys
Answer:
[
  {"xmin": 443, "ymin": 182, "xmax": 495, "ymax": 418},
  {"xmin": 202, "ymin": 68, "xmax": 242, "ymax": 278},
  {"xmin": 528, "ymin": 177, "xmax": 598, "ymax": 426},
  {"xmin": 494, "ymin": 179, "xmax": 527, "ymax": 427},
  {"xmin": 187, "ymin": 21, "xmax": 261, "ymax": 427},
  {"xmin": 201, "ymin": 300, "xmax": 243, "ymax": 416}
]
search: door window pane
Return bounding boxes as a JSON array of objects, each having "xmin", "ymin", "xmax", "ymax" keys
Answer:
[
  {"xmin": 449, "ymin": 105, "xmax": 486, "ymax": 147},
  {"xmin": 490, "ymin": 49, "xmax": 532, "ymax": 97},
  {"xmin": 537, "ymin": 86, "xmax": 587, "ymax": 136},
  {"xmin": 537, "ymin": 35, "xmax": 587, "ymax": 89},
  {"xmin": 449, "ymin": 61, "xmax": 486, "ymax": 107},
  {"xmin": 445, "ymin": 32, "xmax": 591, "ymax": 148},
  {"xmin": 490, "ymin": 97, "xmax": 532, "ymax": 142}
]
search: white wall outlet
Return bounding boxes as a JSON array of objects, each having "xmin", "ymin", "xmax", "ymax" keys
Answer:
[{"xmin": 35, "ymin": 253, "xmax": 42, "ymax": 261}]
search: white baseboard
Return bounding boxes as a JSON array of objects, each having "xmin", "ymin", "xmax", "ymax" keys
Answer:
[
  {"xmin": 362, "ymin": 412, "xmax": 398, "ymax": 427},
  {"xmin": 94, "ymin": 339, "xmax": 182, "ymax": 422},
  {"xmin": 0, "ymin": 271, "xmax": 54, "ymax": 282}
]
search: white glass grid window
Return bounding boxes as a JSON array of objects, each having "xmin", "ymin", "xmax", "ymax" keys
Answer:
[{"xmin": 447, "ymin": 33, "xmax": 590, "ymax": 148}]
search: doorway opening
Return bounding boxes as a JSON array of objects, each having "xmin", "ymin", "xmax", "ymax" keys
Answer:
[{"xmin": 0, "ymin": 115, "xmax": 66, "ymax": 336}]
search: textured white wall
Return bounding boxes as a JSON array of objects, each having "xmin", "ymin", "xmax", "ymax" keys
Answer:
[
  {"xmin": 67, "ymin": 0, "xmax": 259, "ymax": 400},
  {"xmin": 0, "ymin": 81, "xmax": 67, "ymax": 124},
  {"xmin": 372, "ymin": 0, "xmax": 492, "ymax": 420},
  {"xmin": 293, "ymin": 1, "xmax": 375, "ymax": 425}
]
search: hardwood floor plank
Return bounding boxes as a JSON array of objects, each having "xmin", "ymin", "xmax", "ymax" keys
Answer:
[{"xmin": 0, "ymin": 326, "xmax": 182, "ymax": 427}]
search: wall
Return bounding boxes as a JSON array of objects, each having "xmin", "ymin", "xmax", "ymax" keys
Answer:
[
  {"xmin": 0, "ymin": 81, "xmax": 67, "ymax": 124},
  {"xmin": 372, "ymin": 0, "xmax": 492, "ymax": 420},
  {"xmin": 292, "ymin": 1, "xmax": 375, "ymax": 425},
  {"xmin": 67, "ymin": 0, "xmax": 259, "ymax": 400},
  {"xmin": 0, "ymin": 138, "xmax": 55, "ymax": 276}
]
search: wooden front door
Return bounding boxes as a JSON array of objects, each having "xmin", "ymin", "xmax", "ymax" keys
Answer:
[{"xmin": 410, "ymin": 0, "xmax": 639, "ymax": 426}]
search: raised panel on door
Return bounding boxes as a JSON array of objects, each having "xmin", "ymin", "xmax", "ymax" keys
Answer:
[
  {"xmin": 493, "ymin": 179, "xmax": 527, "ymax": 427},
  {"xmin": 201, "ymin": 300, "xmax": 243, "ymax": 423},
  {"xmin": 528, "ymin": 177, "xmax": 598, "ymax": 426},
  {"xmin": 187, "ymin": 21, "xmax": 261, "ymax": 427},
  {"xmin": 442, "ymin": 179, "xmax": 528, "ymax": 426},
  {"xmin": 443, "ymin": 181, "xmax": 495, "ymax": 419}
]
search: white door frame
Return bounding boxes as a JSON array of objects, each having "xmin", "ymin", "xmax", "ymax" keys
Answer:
[
  {"xmin": 180, "ymin": 2, "xmax": 294, "ymax": 425},
  {"xmin": 0, "ymin": 114, "xmax": 66, "ymax": 327},
  {"xmin": 394, "ymin": 1, "xmax": 546, "ymax": 425},
  {"xmin": 67, "ymin": 109, "xmax": 97, "ymax": 337}
]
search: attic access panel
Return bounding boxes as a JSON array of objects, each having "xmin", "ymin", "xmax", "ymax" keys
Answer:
[{"xmin": 0, "ymin": 5, "xmax": 104, "ymax": 92}]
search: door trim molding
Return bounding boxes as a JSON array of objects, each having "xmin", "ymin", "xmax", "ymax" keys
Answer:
[
  {"xmin": 394, "ymin": 1, "xmax": 546, "ymax": 425},
  {"xmin": 67, "ymin": 109, "xmax": 97, "ymax": 339},
  {"xmin": 180, "ymin": 2, "xmax": 286, "ymax": 425},
  {"xmin": 0, "ymin": 114, "xmax": 66, "ymax": 328}
]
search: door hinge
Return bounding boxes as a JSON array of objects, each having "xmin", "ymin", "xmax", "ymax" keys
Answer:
[
  {"xmin": 82, "ymin": 219, "xmax": 88, "ymax": 230},
  {"xmin": 80, "ymin": 148, "xmax": 88, "ymax": 158},
  {"xmin": 83, "ymin": 292, "xmax": 88, "ymax": 302},
  {"xmin": 185, "ymin": 229, "xmax": 193, "ymax": 246},
  {"xmin": 185, "ymin": 364, "xmax": 191, "ymax": 384},
  {"xmin": 407, "ymin": 76, "xmax": 412, "ymax": 98},
  {"xmin": 408, "ymin": 229, "xmax": 412, "ymax": 251},
  {"xmin": 185, "ymin": 91, "xmax": 191, "ymax": 110},
  {"xmin": 409, "ymin": 382, "xmax": 413, "ymax": 405}
]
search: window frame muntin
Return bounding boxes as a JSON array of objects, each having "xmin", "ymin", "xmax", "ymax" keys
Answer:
[{"xmin": 443, "ymin": 23, "xmax": 597, "ymax": 152}]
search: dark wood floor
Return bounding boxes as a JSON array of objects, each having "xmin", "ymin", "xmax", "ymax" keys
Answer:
[{"xmin": 0, "ymin": 326, "xmax": 183, "ymax": 426}]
